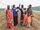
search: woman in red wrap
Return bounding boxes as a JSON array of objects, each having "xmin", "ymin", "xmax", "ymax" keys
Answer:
[{"xmin": 6, "ymin": 5, "xmax": 13, "ymax": 28}]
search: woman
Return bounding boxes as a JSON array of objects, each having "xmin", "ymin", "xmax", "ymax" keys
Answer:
[
  {"xmin": 16, "ymin": 7, "xmax": 21, "ymax": 25},
  {"xmin": 6, "ymin": 5, "xmax": 13, "ymax": 28},
  {"xmin": 27, "ymin": 4, "xmax": 32, "ymax": 27}
]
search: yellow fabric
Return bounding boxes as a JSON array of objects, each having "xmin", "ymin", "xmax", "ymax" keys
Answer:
[{"xmin": 28, "ymin": 16, "xmax": 32, "ymax": 23}]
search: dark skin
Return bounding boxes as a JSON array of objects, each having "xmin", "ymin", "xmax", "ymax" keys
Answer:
[
  {"xmin": 6, "ymin": 5, "xmax": 10, "ymax": 23},
  {"xmin": 16, "ymin": 7, "xmax": 23, "ymax": 20},
  {"xmin": 27, "ymin": 5, "xmax": 33, "ymax": 26},
  {"xmin": 7, "ymin": 5, "xmax": 10, "ymax": 10},
  {"xmin": 27, "ymin": 5, "xmax": 32, "ymax": 16},
  {"xmin": 16, "ymin": 7, "xmax": 23, "ymax": 25}
]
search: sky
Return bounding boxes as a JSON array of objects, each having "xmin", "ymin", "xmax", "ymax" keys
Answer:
[{"xmin": 0, "ymin": 0, "xmax": 40, "ymax": 8}]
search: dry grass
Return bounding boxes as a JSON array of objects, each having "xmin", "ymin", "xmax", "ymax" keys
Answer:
[{"xmin": 0, "ymin": 10, "xmax": 40, "ymax": 30}]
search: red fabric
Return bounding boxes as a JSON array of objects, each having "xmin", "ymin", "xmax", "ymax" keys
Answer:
[
  {"xmin": 6, "ymin": 9, "xmax": 13, "ymax": 21},
  {"xmin": 7, "ymin": 23, "xmax": 12, "ymax": 28},
  {"xmin": 23, "ymin": 14, "xmax": 28, "ymax": 22}
]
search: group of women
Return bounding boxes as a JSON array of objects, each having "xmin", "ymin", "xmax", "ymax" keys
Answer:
[{"xmin": 6, "ymin": 4, "xmax": 32, "ymax": 28}]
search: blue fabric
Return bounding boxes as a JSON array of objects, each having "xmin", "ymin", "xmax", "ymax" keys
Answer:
[{"xmin": 12, "ymin": 7, "xmax": 17, "ymax": 16}]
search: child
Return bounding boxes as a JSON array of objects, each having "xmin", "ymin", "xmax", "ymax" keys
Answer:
[
  {"xmin": 6, "ymin": 5, "xmax": 13, "ymax": 28},
  {"xmin": 23, "ymin": 12, "xmax": 31, "ymax": 28},
  {"xmin": 23, "ymin": 12, "xmax": 28, "ymax": 26},
  {"xmin": 27, "ymin": 16, "xmax": 32, "ymax": 28}
]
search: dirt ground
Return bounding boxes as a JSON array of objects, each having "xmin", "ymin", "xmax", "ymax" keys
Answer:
[{"xmin": 0, "ymin": 10, "xmax": 40, "ymax": 30}]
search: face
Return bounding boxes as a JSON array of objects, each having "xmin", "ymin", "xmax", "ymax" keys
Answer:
[
  {"xmin": 21, "ymin": 5, "xmax": 24, "ymax": 8},
  {"xmin": 28, "ymin": 5, "xmax": 32, "ymax": 8},
  {"xmin": 13, "ymin": 5, "xmax": 15, "ymax": 8},
  {"xmin": 23, "ymin": 13, "xmax": 25, "ymax": 16},
  {"xmin": 7, "ymin": 5, "xmax": 10, "ymax": 9}
]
